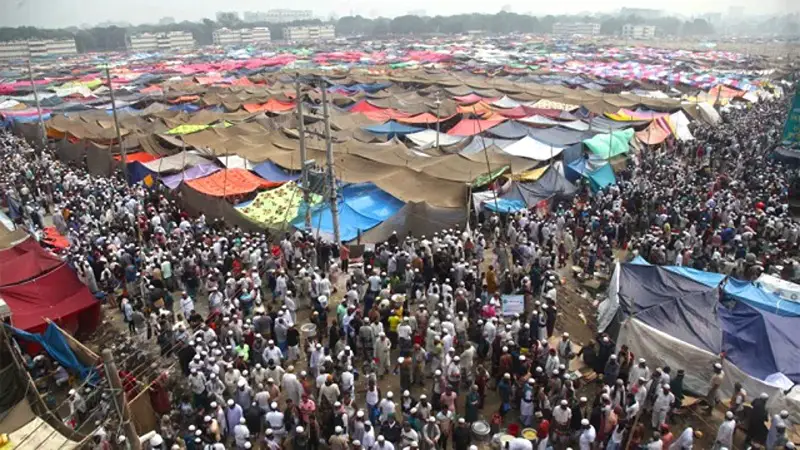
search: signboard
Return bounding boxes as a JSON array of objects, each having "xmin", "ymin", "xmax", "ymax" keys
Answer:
[
  {"xmin": 783, "ymin": 85, "xmax": 800, "ymax": 146},
  {"xmin": 501, "ymin": 294, "xmax": 525, "ymax": 316}
]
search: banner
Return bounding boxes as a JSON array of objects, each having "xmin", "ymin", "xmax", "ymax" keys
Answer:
[
  {"xmin": 783, "ymin": 85, "xmax": 800, "ymax": 146},
  {"xmin": 501, "ymin": 294, "xmax": 525, "ymax": 316}
]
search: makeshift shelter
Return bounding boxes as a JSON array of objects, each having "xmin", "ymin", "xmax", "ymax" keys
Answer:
[
  {"xmin": 161, "ymin": 163, "xmax": 221, "ymax": 189},
  {"xmin": 0, "ymin": 236, "xmax": 62, "ymax": 287},
  {"xmin": 598, "ymin": 263, "xmax": 800, "ymax": 418},
  {"xmin": 292, "ymin": 183, "xmax": 404, "ymax": 242},
  {"xmin": 585, "ymin": 163, "xmax": 617, "ymax": 192},
  {"xmin": 236, "ymin": 182, "xmax": 320, "ymax": 229},
  {"xmin": 362, "ymin": 120, "xmax": 425, "ymax": 138},
  {"xmin": 501, "ymin": 136, "xmax": 565, "ymax": 161},
  {"xmin": 252, "ymin": 161, "xmax": 299, "ymax": 183},
  {"xmin": 185, "ymin": 168, "xmax": 278, "ymax": 197},
  {"xmin": 351, "ymin": 202, "xmax": 466, "ymax": 244},
  {"xmin": 447, "ymin": 118, "xmax": 504, "ymax": 136},
  {"xmin": 583, "ymin": 128, "xmax": 634, "ymax": 159}
]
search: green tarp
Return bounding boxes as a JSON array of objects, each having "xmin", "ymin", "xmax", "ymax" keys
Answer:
[
  {"xmin": 583, "ymin": 128, "xmax": 634, "ymax": 159},
  {"xmin": 471, "ymin": 165, "xmax": 510, "ymax": 188},
  {"xmin": 783, "ymin": 84, "xmax": 800, "ymax": 146}
]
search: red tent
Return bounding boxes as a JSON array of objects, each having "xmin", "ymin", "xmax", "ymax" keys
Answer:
[
  {"xmin": 0, "ymin": 236, "xmax": 63, "ymax": 287},
  {"xmin": 0, "ymin": 264, "xmax": 101, "ymax": 335}
]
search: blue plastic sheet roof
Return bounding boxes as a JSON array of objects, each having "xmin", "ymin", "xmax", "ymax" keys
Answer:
[
  {"xmin": 586, "ymin": 163, "xmax": 617, "ymax": 192},
  {"xmin": 362, "ymin": 120, "xmax": 424, "ymax": 138},
  {"xmin": 723, "ymin": 279, "xmax": 800, "ymax": 317},
  {"xmin": 293, "ymin": 183, "xmax": 404, "ymax": 242},
  {"xmin": 484, "ymin": 198, "xmax": 527, "ymax": 213},
  {"xmin": 253, "ymin": 161, "xmax": 300, "ymax": 183}
]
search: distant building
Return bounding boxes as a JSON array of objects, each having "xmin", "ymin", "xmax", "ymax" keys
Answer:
[
  {"xmin": 619, "ymin": 7, "xmax": 664, "ymax": 19},
  {"xmin": 551, "ymin": 22, "xmax": 601, "ymax": 37},
  {"xmin": 264, "ymin": 9, "xmax": 313, "ymax": 23},
  {"xmin": 0, "ymin": 38, "xmax": 77, "ymax": 60},
  {"xmin": 621, "ymin": 24, "xmax": 657, "ymax": 40},
  {"xmin": 213, "ymin": 28, "xmax": 271, "ymax": 46},
  {"xmin": 282, "ymin": 25, "xmax": 335, "ymax": 42},
  {"xmin": 128, "ymin": 31, "xmax": 195, "ymax": 52}
]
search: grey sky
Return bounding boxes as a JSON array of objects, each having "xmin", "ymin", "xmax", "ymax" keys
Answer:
[{"xmin": 0, "ymin": 0, "xmax": 792, "ymax": 28}]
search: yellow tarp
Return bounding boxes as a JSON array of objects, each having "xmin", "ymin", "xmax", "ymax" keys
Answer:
[
  {"xmin": 165, "ymin": 123, "xmax": 211, "ymax": 135},
  {"xmin": 511, "ymin": 164, "xmax": 549, "ymax": 182},
  {"xmin": 236, "ymin": 182, "xmax": 321, "ymax": 228}
]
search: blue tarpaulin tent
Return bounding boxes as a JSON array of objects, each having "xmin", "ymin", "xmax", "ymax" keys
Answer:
[
  {"xmin": 586, "ymin": 163, "xmax": 617, "ymax": 192},
  {"xmin": 362, "ymin": 121, "xmax": 424, "ymax": 138},
  {"xmin": 293, "ymin": 183, "xmax": 404, "ymax": 241},
  {"xmin": 9, "ymin": 323, "xmax": 96, "ymax": 381},
  {"xmin": 253, "ymin": 161, "xmax": 300, "ymax": 183}
]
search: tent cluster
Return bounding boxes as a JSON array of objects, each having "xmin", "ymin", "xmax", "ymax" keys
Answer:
[
  {"xmin": 0, "ymin": 40, "xmax": 783, "ymax": 242},
  {"xmin": 598, "ymin": 260, "xmax": 800, "ymax": 418}
]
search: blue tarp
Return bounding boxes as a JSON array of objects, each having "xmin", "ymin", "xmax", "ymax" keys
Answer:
[
  {"xmin": 485, "ymin": 121, "xmax": 532, "ymax": 139},
  {"xmin": 561, "ymin": 143, "xmax": 584, "ymax": 165},
  {"xmin": 718, "ymin": 300, "xmax": 800, "ymax": 383},
  {"xmin": 253, "ymin": 161, "xmax": 300, "ymax": 183},
  {"xmin": 626, "ymin": 256, "xmax": 728, "ymax": 289},
  {"xmin": 484, "ymin": 198, "xmax": 527, "ymax": 213},
  {"xmin": 362, "ymin": 121, "xmax": 424, "ymax": 138},
  {"xmin": 9, "ymin": 323, "xmax": 96, "ymax": 381},
  {"xmin": 293, "ymin": 183, "xmax": 404, "ymax": 242},
  {"xmin": 723, "ymin": 279, "xmax": 800, "ymax": 317},
  {"xmin": 127, "ymin": 161, "xmax": 155, "ymax": 185},
  {"xmin": 586, "ymin": 163, "xmax": 617, "ymax": 192}
]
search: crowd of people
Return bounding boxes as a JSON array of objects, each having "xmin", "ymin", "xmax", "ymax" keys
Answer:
[{"xmin": 1, "ymin": 79, "xmax": 798, "ymax": 450}]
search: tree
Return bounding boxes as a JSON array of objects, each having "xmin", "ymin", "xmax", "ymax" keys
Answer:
[
  {"xmin": 682, "ymin": 18, "xmax": 714, "ymax": 36},
  {"xmin": 390, "ymin": 15, "xmax": 428, "ymax": 34}
]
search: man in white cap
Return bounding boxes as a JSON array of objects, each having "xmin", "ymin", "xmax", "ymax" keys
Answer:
[
  {"xmin": 714, "ymin": 411, "xmax": 736, "ymax": 449},
  {"xmin": 147, "ymin": 433, "xmax": 164, "ymax": 449},
  {"xmin": 265, "ymin": 402, "xmax": 286, "ymax": 439},
  {"xmin": 552, "ymin": 399, "xmax": 572, "ymax": 446},
  {"xmin": 766, "ymin": 410, "xmax": 791, "ymax": 449},
  {"xmin": 375, "ymin": 332, "xmax": 393, "ymax": 377},
  {"xmin": 67, "ymin": 388, "xmax": 87, "ymax": 424},
  {"xmin": 379, "ymin": 391, "xmax": 396, "ymax": 423},
  {"xmin": 652, "ymin": 384, "xmax": 675, "ymax": 429},
  {"xmin": 329, "ymin": 425, "xmax": 349, "ymax": 450},
  {"xmin": 629, "ymin": 358, "xmax": 650, "ymax": 386},
  {"xmin": 578, "ymin": 419, "xmax": 596, "ymax": 450},
  {"xmin": 233, "ymin": 416, "xmax": 250, "ymax": 449},
  {"xmin": 558, "ymin": 332, "xmax": 574, "ymax": 360},
  {"xmin": 422, "ymin": 417, "xmax": 441, "ymax": 450},
  {"xmin": 282, "ymin": 366, "xmax": 304, "ymax": 405},
  {"xmin": 706, "ymin": 362, "xmax": 725, "ymax": 413}
]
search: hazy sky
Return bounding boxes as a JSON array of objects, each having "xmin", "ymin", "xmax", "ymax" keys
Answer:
[{"xmin": 0, "ymin": 0, "xmax": 792, "ymax": 28}]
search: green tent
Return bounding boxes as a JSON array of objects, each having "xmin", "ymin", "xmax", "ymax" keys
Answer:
[{"xmin": 583, "ymin": 129, "xmax": 634, "ymax": 159}]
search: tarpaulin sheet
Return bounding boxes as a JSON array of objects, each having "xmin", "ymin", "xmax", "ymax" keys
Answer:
[
  {"xmin": 635, "ymin": 120, "xmax": 671, "ymax": 145},
  {"xmin": 0, "ymin": 237, "xmax": 62, "ymax": 287},
  {"xmin": 185, "ymin": 168, "xmax": 278, "ymax": 197},
  {"xmin": 718, "ymin": 301, "xmax": 800, "ymax": 383},
  {"xmin": 406, "ymin": 130, "xmax": 465, "ymax": 149},
  {"xmin": 485, "ymin": 121, "xmax": 534, "ymax": 139},
  {"xmin": 510, "ymin": 164, "xmax": 549, "ymax": 182},
  {"xmin": 9, "ymin": 323, "xmax": 95, "ymax": 380},
  {"xmin": 459, "ymin": 137, "xmax": 517, "ymax": 154},
  {"xmin": 236, "ymin": 182, "xmax": 321, "ymax": 229},
  {"xmin": 41, "ymin": 227, "xmax": 70, "ymax": 250},
  {"xmin": 755, "ymin": 274, "xmax": 800, "ymax": 303},
  {"xmin": 162, "ymin": 163, "xmax": 221, "ymax": 189},
  {"xmin": 293, "ymin": 183, "xmax": 404, "ymax": 242},
  {"xmin": 447, "ymin": 118, "xmax": 505, "ymax": 136},
  {"xmin": 127, "ymin": 162, "xmax": 155, "ymax": 185},
  {"xmin": 253, "ymin": 161, "xmax": 300, "ymax": 183},
  {"xmin": 510, "ymin": 167, "xmax": 577, "ymax": 206},
  {"xmin": 114, "ymin": 152, "xmax": 158, "ymax": 164},
  {"xmin": 724, "ymin": 278, "xmax": 800, "ymax": 317},
  {"xmin": 242, "ymin": 99, "xmax": 295, "ymax": 113},
  {"xmin": 484, "ymin": 198, "xmax": 527, "ymax": 213},
  {"xmin": 586, "ymin": 163, "xmax": 617, "ymax": 192},
  {"xmin": 396, "ymin": 113, "xmax": 457, "ymax": 124},
  {"xmin": 527, "ymin": 127, "xmax": 593, "ymax": 147},
  {"xmin": 141, "ymin": 151, "xmax": 212, "ymax": 173},
  {"xmin": 609, "ymin": 264, "xmax": 723, "ymax": 354},
  {"xmin": 0, "ymin": 264, "xmax": 101, "ymax": 334},
  {"xmin": 362, "ymin": 120, "xmax": 424, "ymax": 137},
  {"xmin": 351, "ymin": 202, "xmax": 465, "ymax": 244},
  {"xmin": 501, "ymin": 136, "xmax": 564, "ymax": 161},
  {"xmin": 584, "ymin": 128, "xmax": 634, "ymax": 159},
  {"xmin": 165, "ymin": 123, "xmax": 210, "ymax": 135}
]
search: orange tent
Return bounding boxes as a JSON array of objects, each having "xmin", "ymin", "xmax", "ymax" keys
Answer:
[
  {"xmin": 397, "ymin": 112, "xmax": 457, "ymax": 124},
  {"xmin": 242, "ymin": 99, "xmax": 296, "ymax": 113},
  {"xmin": 186, "ymin": 168, "xmax": 279, "ymax": 197},
  {"xmin": 114, "ymin": 152, "xmax": 158, "ymax": 163}
]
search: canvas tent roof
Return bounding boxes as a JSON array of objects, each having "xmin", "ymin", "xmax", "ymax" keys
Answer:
[
  {"xmin": 349, "ymin": 202, "xmax": 466, "ymax": 244},
  {"xmin": 501, "ymin": 136, "xmax": 565, "ymax": 161},
  {"xmin": 506, "ymin": 166, "xmax": 578, "ymax": 207},
  {"xmin": 185, "ymin": 168, "xmax": 278, "ymax": 197},
  {"xmin": 0, "ymin": 236, "xmax": 62, "ymax": 287},
  {"xmin": 584, "ymin": 128, "xmax": 634, "ymax": 159}
]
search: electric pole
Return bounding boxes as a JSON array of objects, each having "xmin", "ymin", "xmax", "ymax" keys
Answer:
[
  {"xmin": 105, "ymin": 64, "xmax": 128, "ymax": 185},
  {"xmin": 295, "ymin": 75, "xmax": 312, "ymax": 229},
  {"xmin": 26, "ymin": 58, "xmax": 47, "ymax": 151},
  {"xmin": 319, "ymin": 80, "xmax": 340, "ymax": 245},
  {"xmin": 102, "ymin": 349, "xmax": 141, "ymax": 450}
]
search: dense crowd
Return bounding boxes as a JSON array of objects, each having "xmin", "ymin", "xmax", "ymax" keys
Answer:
[{"xmin": 1, "ymin": 81, "xmax": 798, "ymax": 450}]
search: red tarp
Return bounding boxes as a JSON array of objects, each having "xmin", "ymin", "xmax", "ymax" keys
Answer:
[
  {"xmin": 185, "ymin": 168, "xmax": 278, "ymax": 197},
  {"xmin": 635, "ymin": 119, "xmax": 672, "ymax": 145},
  {"xmin": 0, "ymin": 237, "xmax": 63, "ymax": 287},
  {"xmin": 447, "ymin": 118, "xmax": 505, "ymax": 136},
  {"xmin": 492, "ymin": 106, "xmax": 529, "ymax": 119},
  {"xmin": 242, "ymin": 99, "xmax": 295, "ymax": 113},
  {"xmin": 0, "ymin": 264, "xmax": 101, "ymax": 334},
  {"xmin": 114, "ymin": 152, "xmax": 158, "ymax": 163},
  {"xmin": 453, "ymin": 94, "xmax": 496, "ymax": 104},
  {"xmin": 349, "ymin": 100, "xmax": 388, "ymax": 114},
  {"xmin": 42, "ymin": 227, "xmax": 70, "ymax": 250},
  {"xmin": 397, "ymin": 113, "xmax": 456, "ymax": 124}
]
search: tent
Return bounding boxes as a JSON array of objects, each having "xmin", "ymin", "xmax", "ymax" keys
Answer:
[
  {"xmin": 498, "ymin": 167, "xmax": 578, "ymax": 209},
  {"xmin": 351, "ymin": 202, "xmax": 466, "ymax": 244},
  {"xmin": 293, "ymin": 183, "xmax": 404, "ymax": 242},
  {"xmin": 0, "ymin": 236, "xmax": 62, "ymax": 287},
  {"xmin": 598, "ymin": 263, "xmax": 800, "ymax": 418},
  {"xmin": 485, "ymin": 121, "xmax": 533, "ymax": 139},
  {"xmin": 236, "ymin": 182, "xmax": 321, "ymax": 229},
  {"xmin": 501, "ymin": 136, "xmax": 565, "ymax": 161},
  {"xmin": 583, "ymin": 128, "xmax": 634, "ymax": 159},
  {"xmin": 252, "ymin": 161, "xmax": 300, "ymax": 183},
  {"xmin": 586, "ymin": 163, "xmax": 617, "ymax": 192},
  {"xmin": 447, "ymin": 118, "xmax": 505, "ymax": 136},
  {"xmin": 185, "ymin": 168, "xmax": 279, "ymax": 197},
  {"xmin": 0, "ymin": 264, "xmax": 101, "ymax": 335},
  {"xmin": 362, "ymin": 120, "xmax": 424, "ymax": 138},
  {"xmin": 161, "ymin": 163, "xmax": 221, "ymax": 189},
  {"xmin": 406, "ymin": 130, "xmax": 465, "ymax": 150}
]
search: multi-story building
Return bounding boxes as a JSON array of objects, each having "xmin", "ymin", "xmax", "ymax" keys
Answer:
[
  {"xmin": 213, "ymin": 27, "xmax": 272, "ymax": 46},
  {"xmin": 264, "ymin": 9, "xmax": 313, "ymax": 23},
  {"xmin": 621, "ymin": 24, "xmax": 657, "ymax": 40},
  {"xmin": 128, "ymin": 32, "xmax": 196, "ymax": 52},
  {"xmin": 0, "ymin": 38, "xmax": 77, "ymax": 60},
  {"xmin": 551, "ymin": 22, "xmax": 601, "ymax": 37},
  {"xmin": 282, "ymin": 25, "xmax": 335, "ymax": 42}
]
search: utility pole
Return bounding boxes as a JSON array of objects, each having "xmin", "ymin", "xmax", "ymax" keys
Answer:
[
  {"xmin": 295, "ymin": 75, "xmax": 312, "ymax": 229},
  {"xmin": 319, "ymin": 80, "xmax": 340, "ymax": 245},
  {"xmin": 434, "ymin": 91, "xmax": 442, "ymax": 150},
  {"xmin": 105, "ymin": 64, "xmax": 128, "ymax": 185},
  {"xmin": 102, "ymin": 349, "xmax": 141, "ymax": 450},
  {"xmin": 26, "ymin": 58, "xmax": 47, "ymax": 151}
]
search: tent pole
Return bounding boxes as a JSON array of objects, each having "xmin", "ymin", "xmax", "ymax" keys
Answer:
[
  {"xmin": 296, "ymin": 74, "xmax": 312, "ymax": 230},
  {"xmin": 472, "ymin": 105, "xmax": 499, "ymax": 212},
  {"xmin": 320, "ymin": 79, "xmax": 340, "ymax": 245},
  {"xmin": 26, "ymin": 58, "xmax": 47, "ymax": 152},
  {"xmin": 105, "ymin": 64, "xmax": 128, "ymax": 186}
]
